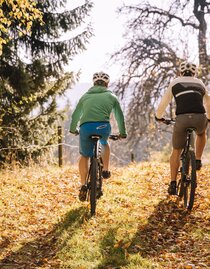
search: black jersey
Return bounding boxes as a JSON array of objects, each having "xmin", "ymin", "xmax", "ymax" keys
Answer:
[
  {"xmin": 171, "ymin": 79, "xmax": 206, "ymax": 115},
  {"xmin": 156, "ymin": 76, "xmax": 210, "ymax": 119}
]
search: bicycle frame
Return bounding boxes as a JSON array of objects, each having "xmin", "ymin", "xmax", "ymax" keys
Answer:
[
  {"xmin": 178, "ymin": 127, "xmax": 197, "ymax": 210},
  {"xmin": 160, "ymin": 119, "xmax": 197, "ymax": 210},
  {"xmin": 181, "ymin": 128, "xmax": 195, "ymax": 174},
  {"xmin": 86, "ymin": 135, "xmax": 103, "ymax": 216},
  {"xmin": 90, "ymin": 135, "xmax": 103, "ymax": 192},
  {"xmin": 182, "ymin": 128, "xmax": 195, "ymax": 152},
  {"xmin": 85, "ymin": 134, "xmax": 120, "ymax": 215},
  {"xmin": 91, "ymin": 135, "xmax": 102, "ymax": 158}
]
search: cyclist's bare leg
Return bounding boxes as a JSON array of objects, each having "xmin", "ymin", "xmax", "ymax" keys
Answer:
[
  {"xmin": 170, "ymin": 148, "xmax": 182, "ymax": 181},
  {"xmin": 79, "ymin": 155, "xmax": 89, "ymax": 185},
  {"xmin": 195, "ymin": 132, "xmax": 206, "ymax": 160},
  {"xmin": 101, "ymin": 144, "xmax": 110, "ymax": 171}
]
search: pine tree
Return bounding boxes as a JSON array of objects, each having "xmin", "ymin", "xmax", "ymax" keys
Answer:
[{"xmin": 0, "ymin": 0, "xmax": 93, "ymax": 164}]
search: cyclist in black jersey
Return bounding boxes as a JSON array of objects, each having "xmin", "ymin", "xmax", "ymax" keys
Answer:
[{"xmin": 155, "ymin": 62, "xmax": 210, "ymax": 195}]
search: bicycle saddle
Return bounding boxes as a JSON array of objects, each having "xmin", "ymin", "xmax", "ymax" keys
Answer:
[
  {"xmin": 186, "ymin": 127, "xmax": 196, "ymax": 132},
  {"xmin": 89, "ymin": 134, "xmax": 102, "ymax": 139}
]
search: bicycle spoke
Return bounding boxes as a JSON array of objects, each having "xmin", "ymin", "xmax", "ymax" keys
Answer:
[
  {"xmin": 90, "ymin": 158, "xmax": 98, "ymax": 216},
  {"xmin": 183, "ymin": 150, "xmax": 196, "ymax": 210}
]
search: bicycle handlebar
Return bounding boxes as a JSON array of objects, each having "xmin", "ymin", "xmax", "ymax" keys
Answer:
[
  {"xmin": 157, "ymin": 117, "xmax": 210, "ymax": 125},
  {"xmin": 70, "ymin": 131, "xmax": 124, "ymax": 140},
  {"xmin": 109, "ymin": 134, "xmax": 120, "ymax": 141},
  {"xmin": 155, "ymin": 116, "xmax": 175, "ymax": 125},
  {"xmin": 109, "ymin": 134, "xmax": 126, "ymax": 141},
  {"xmin": 162, "ymin": 118, "xmax": 175, "ymax": 125}
]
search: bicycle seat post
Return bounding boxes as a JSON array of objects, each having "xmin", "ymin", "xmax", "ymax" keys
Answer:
[
  {"xmin": 90, "ymin": 135, "xmax": 101, "ymax": 158},
  {"xmin": 186, "ymin": 128, "xmax": 196, "ymax": 150}
]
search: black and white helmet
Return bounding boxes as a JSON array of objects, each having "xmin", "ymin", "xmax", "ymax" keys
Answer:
[
  {"xmin": 93, "ymin": 72, "xmax": 110, "ymax": 84},
  {"xmin": 179, "ymin": 62, "xmax": 197, "ymax": 75}
]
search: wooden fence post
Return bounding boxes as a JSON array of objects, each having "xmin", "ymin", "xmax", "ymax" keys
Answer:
[
  {"xmin": 131, "ymin": 152, "xmax": 135, "ymax": 162},
  {"xmin": 58, "ymin": 126, "xmax": 63, "ymax": 167}
]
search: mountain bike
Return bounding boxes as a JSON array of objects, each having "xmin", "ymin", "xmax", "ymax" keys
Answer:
[
  {"xmin": 161, "ymin": 118, "xmax": 197, "ymax": 210},
  {"xmin": 86, "ymin": 134, "xmax": 119, "ymax": 216},
  {"xmin": 177, "ymin": 127, "xmax": 197, "ymax": 210}
]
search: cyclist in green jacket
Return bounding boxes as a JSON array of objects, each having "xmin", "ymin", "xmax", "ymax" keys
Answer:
[{"xmin": 70, "ymin": 71, "xmax": 127, "ymax": 201}]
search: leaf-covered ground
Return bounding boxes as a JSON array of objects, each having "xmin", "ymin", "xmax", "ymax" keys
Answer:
[{"xmin": 0, "ymin": 162, "xmax": 209, "ymax": 269}]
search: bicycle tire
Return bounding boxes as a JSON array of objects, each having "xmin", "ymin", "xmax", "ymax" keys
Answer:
[
  {"xmin": 177, "ymin": 157, "xmax": 188, "ymax": 198},
  {"xmin": 96, "ymin": 157, "xmax": 103, "ymax": 199},
  {"xmin": 90, "ymin": 157, "xmax": 98, "ymax": 216},
  {"xmin": 183, "ymin": 150, "xmax": 196, "ymax": 210},
  {"xmin": 177, "ymin": 177, "xmax": 184, "ymax": 198}
]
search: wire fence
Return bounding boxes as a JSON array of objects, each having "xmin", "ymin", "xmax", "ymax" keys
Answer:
[{"xmin": 0, "ymin": 126, "xmax": 130, "ymax": 166}]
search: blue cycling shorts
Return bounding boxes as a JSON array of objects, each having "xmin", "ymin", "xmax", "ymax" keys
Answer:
[{"xmin": 79, "ymin": 122, "xmax": 111, "ymax": 157}]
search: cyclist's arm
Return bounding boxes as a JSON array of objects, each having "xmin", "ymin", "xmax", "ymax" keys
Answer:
[
  {"xmin": 69, "ymin": 100, "xmax": 83, "ymax": 133},
  {"xmin": 203, "ymin": 92, "xmax": 210, "ymax": 119},
  {"xmin": 112, "ymin": 99, "xmax": 127, "ymax": 137},
  {"xmin": 155, "ymin": 87, "xmax": 173, "ymax": 119}
]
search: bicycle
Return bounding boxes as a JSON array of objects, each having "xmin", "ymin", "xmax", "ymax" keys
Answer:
[
  {"xmin": 161, "ymin": 118, "xmax": 197, "ymax": 210},
  {"xmin": 86, "ymin": 134, "xmax": 119, "ymax": 216}
]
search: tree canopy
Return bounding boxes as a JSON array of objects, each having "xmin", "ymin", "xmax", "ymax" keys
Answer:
[
  {"xmin": 113, "ymin": 0, "xmax": 210, "ymax": 154},
  {"xmin": 0, "ymin": 0, "xmax": 43, "ymax": 54},
  {"xmin": 0, "ymin": 0, "xmax": 93, "ymax": 164}
]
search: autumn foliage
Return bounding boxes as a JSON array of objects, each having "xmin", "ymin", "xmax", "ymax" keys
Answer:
[
  {"xmin": 0, "ymin": 0, "xmax": 43, "ymax": 54},
  {"xmin": 0, "ymin": 162, "xmax": 209, "ymax": 268}
]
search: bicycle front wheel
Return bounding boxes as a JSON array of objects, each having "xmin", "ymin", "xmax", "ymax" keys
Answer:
[
  {"xmin": 90, "ymin": 157, "xmax": 98, "ymax": 216},
  {"xmin": 177, "ymin": 177, "xmax": 184, "ymax": 198},
  {"xmin": 183, "ymin": 150, "xmax": 197, "ymax": 210}
]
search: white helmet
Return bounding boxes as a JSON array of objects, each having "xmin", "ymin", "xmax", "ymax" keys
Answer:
[
  {"xmin": 93, "ymin": 72, "xmax": 110, "ymax": 84},
  {"xmin": 179, "ymin": 62, "xmax": 197, "ymax": 75}
]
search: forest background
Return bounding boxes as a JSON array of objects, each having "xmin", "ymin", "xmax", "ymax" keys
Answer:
[
  {"xmin": 1, "ymin": 0, "xmax": 210, "ymax": 167},
  {"xmin": 0, "ymin": 1, "xmax": 210, "ymax": 268}
]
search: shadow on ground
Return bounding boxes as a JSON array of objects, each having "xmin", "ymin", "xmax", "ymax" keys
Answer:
[
  {"xmin": 128, "ymin": 198, "xmax": 194, "ymax": 257},
  {"xmin": 0, "ymin": 206, "xmax": 89, "ymax": 269},
  {"xmin": 97, "ymin": 227, "xmax": 128, "ymax": 269}
]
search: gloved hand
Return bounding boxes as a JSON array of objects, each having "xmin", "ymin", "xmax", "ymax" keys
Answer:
[
  {"xmin": 155, "ymin": 116, "xmax": 164, "ymax": 122},
  {"xmin": 119, "ymin": 134, "xmax": 127, "ymax": 139},
  {"xmin": 155, "ymin": 116, "xmax": 172, "ymax": 125},
  {"xmin": 69, "ymin": 130, "xmax": 79, "ymax": 135},
  {"xmin": 162, "ymin": 119, "xmax": 172, "ymax": 125}
]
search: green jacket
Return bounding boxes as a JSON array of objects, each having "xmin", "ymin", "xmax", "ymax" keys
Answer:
[{"xmin": 69, "ymin": 86, "xmax": 127, "ymax": 136}]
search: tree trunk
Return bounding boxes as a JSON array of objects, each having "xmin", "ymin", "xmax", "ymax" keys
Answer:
[{"xmin": 194, "ymin": 0, "xmax": 209, "ymax": 80}]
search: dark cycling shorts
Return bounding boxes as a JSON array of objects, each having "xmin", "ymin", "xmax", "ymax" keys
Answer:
[
  {"xmin": 79, "ymin": 122, "xmax": 111, "ymax": 157},
  {"xmin": 172, "ymin": 113, "xmax": 208, "ymax": 149}
]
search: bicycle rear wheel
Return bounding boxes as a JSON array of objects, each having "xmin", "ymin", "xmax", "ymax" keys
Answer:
[
  {"xmin": 183, "ymin": 150, "xmax": 196, "ymax": 210},
  {"xmin": 90, "ymin": 157, "xmax": 98, "ymax": 216},
  {"xmin": 177, "ymin": 157, "xmax": 187, "ymax": 198}
]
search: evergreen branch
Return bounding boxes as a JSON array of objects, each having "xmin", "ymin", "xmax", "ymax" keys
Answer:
[{"xmin": 40, "ymin": 2, "xmax": 93, "ymax": 32}]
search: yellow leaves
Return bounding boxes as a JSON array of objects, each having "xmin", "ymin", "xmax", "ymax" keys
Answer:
[
  {"xmin": 114, "ymin": 239, "xmax": 123, "ymax": 248},
  {"xmin": 26, "ymin": 20, "xmax": 32, "ymax": 31},
  {"xmin": 114, "ymin": 238, "xmax": 131, "ymax": 250},
  {"xmin": 184, "ymin": 264, "xmax": 195, "ymax": 269},
  {"xmin": 113, "ymin": 240, "xmax": 131, "ymax": 260},
  {"xmin": 0, "ymin": 0, "xmax": 43, "ymax": 55},
  {"xmin": 122, "ymin": 241, "xmax": 131, "ymax": 249},
  {"xmin": 0, "ymin": 163, "xmax": 209, "ymax": 267}
]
